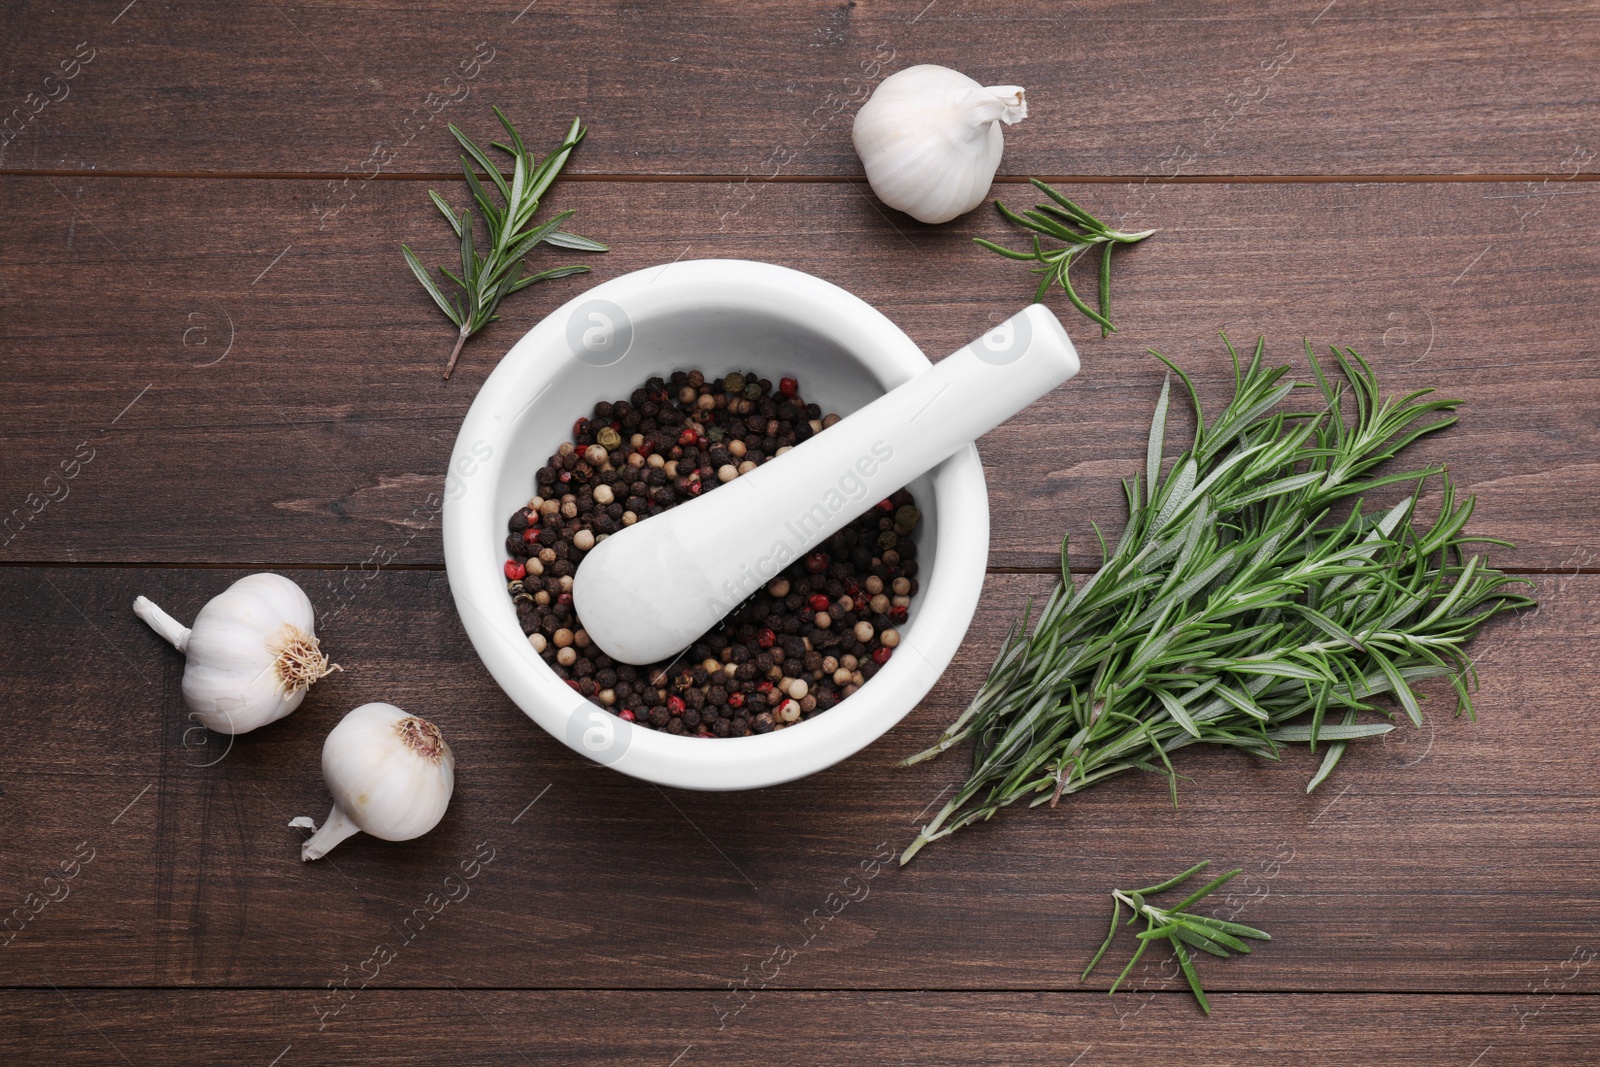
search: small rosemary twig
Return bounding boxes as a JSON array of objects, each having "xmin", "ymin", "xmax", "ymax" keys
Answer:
[
  {"xmin": 976, "ymin": 179, "xmax": 1154, "ymax": 336},
  {"xmin": 1084, "ymin": 861, "xmax": 1271, "ymax": 1015},
  {"xmin": 402, "ymin": 108, "xmax": 607, "ymax": 379}
]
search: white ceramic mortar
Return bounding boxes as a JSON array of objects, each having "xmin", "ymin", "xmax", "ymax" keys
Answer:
[{"xmin": 442, "ymin": 260, "xmax": 989, "ymax": 790}]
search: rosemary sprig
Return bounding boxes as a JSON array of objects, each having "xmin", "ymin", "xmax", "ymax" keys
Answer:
[
  {"xmin": 900, "ymin": 339, "xmax": 1534, "ymax": 863},
  {"xmin": 1084, "ymin": 861, "xmax": 1271, "ymax": 1015},
  {"xmin": 402, "ymin": 108, "xmax": 607, "ymax": 379},
  {"xmin": 976, "ymin": 179, "xmax": 1154, "ymax": 336}
]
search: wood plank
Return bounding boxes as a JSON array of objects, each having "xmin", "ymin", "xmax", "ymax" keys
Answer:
[
  {"xmin": 2, "ymin": 176, "xmax": 1596, "ymax": 570},
  {"xmin": 0, "ymin": 566, "xmax": 1589, "ymax": 991},
  {"xmin": 1, "ymin": 990, "xmax": 1596, "ymax": 1066},
  {"xmin": 1, "ymin": 1, "xmax": 1596, "ymax": 178}
]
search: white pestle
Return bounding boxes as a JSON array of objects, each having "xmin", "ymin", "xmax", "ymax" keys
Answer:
[{"xmin": 572, "ymin": 304, "xmax": 1080, "ymax": 665}]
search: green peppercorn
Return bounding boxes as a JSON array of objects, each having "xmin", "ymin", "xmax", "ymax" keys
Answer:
[
  {"xmin": 895, "ymin": 505, "xmax": 922, "ymax": 533},
  {"xmin": 877, "ymin": 530, "xmax": 898, "ymax": 551},
  {"xmin": 723, "ymin": 372, "xmax": 746, "ymax": 395},
  {"xmin": 744, "ymin": 382, "xmax": 763, "ymax": 400},
  {"xmin": 597, "ymin": 426, "xmax": 622, "ymax": 451}
]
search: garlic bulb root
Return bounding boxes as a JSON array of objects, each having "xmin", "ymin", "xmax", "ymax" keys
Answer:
[
  {"xmin": 269, "ymin": 624, "xmax": 340, "ymax": 693},
  {"xmin": 133, "ymin": 573, "xmax": 338, "ymax": 735},
  {"xmin": 852, "ymin": 64, "xmax": 1028, "ymax": 225},
  {"xmin": 300, "ymin": 703, "xmax": 455, "ymax": 862}
]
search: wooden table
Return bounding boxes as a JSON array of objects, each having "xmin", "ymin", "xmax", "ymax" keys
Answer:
[{"xmin": 3, "ymin": 2, "xmax": 1596, "ymax": 1063}]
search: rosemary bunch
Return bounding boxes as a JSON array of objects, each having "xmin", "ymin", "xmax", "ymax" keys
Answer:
[
  {"xmin": 901, "ymin": 340, "xmax": 1534, "ymax": 863},
  {"xmin": 403, "ymin": 109, "xmax": 607, "ymax": 379},
  {"xmin": 976, "ymin": 179, "xmax": 1154, "ymax": 336},
  {"xmin": 1084, "ymin": 861, "xmax": 1271, "ymax": 1015}
]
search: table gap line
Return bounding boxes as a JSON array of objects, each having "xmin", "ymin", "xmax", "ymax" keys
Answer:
[{"xmin": 2, "ymin": 169, "xmax": 1598, "ymax": 185}]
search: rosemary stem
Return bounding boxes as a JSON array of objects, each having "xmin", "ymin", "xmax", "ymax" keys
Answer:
[{"xmin": 442, "ymin": 324, "xmax": 471, "ymax": 380}]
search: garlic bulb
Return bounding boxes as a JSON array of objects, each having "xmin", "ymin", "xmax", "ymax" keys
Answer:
[
  {"xmin": 852, "ymin": 64, "xmax": 1027, "ymax": 224},
  {"xmin": 300, "ymin": 703, "xmax": 455, "ymax": 861},
  {"xmin": 134, "ymin": 573, "xmax": 338, "ymax": 735}
]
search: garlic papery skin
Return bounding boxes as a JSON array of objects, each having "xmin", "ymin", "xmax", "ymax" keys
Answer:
[
  {"xmin": 133, "ymin": 573, "xmax": 338, "ymax": 735},
  {"xmin": 300, "ymin": 703, "xmax": 455, "ymax": 861},
  {"xmin": 852, "ymin": 64, "xmax": 1027, "ymax": 225}
]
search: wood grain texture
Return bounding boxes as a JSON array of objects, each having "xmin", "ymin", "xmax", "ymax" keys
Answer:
[
  {"xmin": 2, "ymin": 0, "xmax": 1596, "ymax": 1057},
  {"xmin": 0, "ymin": 567, "xmax": 1588, "ymax": 992},
  {"xmin": 1, "ymin": 989, "xmax": 1597, "ymax": 1067},
  {"xmin": 1, "ymin": 175, "xmax": 1596, "ymax": 570},
  {"xmin": 1, "ymin": 1, "xmax": 1597, "ymax": 178}
]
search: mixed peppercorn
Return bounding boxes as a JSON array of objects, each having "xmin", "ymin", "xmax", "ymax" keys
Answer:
[{"xmin": 502, "ymin": 369, "xmax": 923, "ymax": 737}]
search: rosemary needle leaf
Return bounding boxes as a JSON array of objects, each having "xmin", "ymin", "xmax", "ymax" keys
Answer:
[
  {"xmin": 545, "ymin": 230, "xmax": 611, "ymax": 252},
  {"xmin": 979, "ymin": 180, "xmax": 1154, "ymax": 335},
  {"xmin": 1171, "ymin": 868, "xmax": 1244, "ymax": 914},
  {"xmin": 1108, "ymin": 934, "xmax": 1152, "ymax": 996},
  {"xmin": 401, "ymin": 245, "xmax": 463, "ymax": 328},
  {"xmin": 1173, "ymin": 939, "xmax": 1211, "ymax": 1015},
  {"xmin": 406, "ymin": 111, "xmax": 607, "ymax": 379},
  {"xmin": 900, "ymin": 340, "xmax": 1534, "ymax": 863},
  {"xmin": 1083, "ymin": 896, "xmax": 1125, "ymax": 980},
  {"xmin": 1174, "ymin": 926, "xmax": 1234, "ymax": 958},
  {"xmin": 1134, "ymin": 860, "xmax": 1210, "ymax": 896}
]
